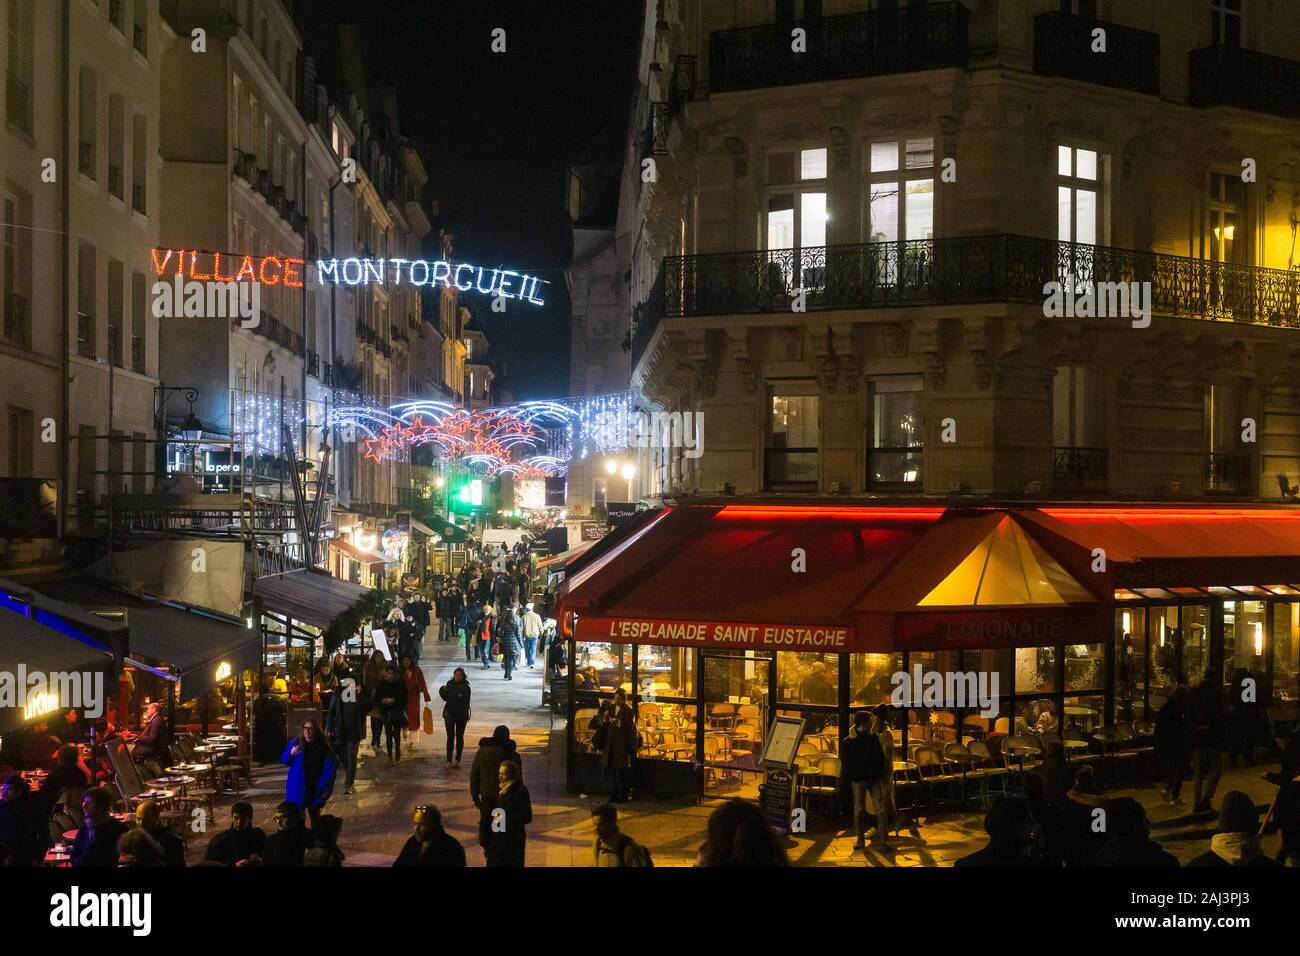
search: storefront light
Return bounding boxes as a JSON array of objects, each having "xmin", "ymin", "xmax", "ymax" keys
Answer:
[
  {"xmin": 605, "ymin": 459, "xmax": 618, "ymax": 476},
  {"xmin": 621, "ymin": 463, "xmax": 636, "ymax": 481},
  {"xmin": 1254, "ymin": 621, "xmax": 1264, "ymax": 656},
  {"xmin": 1121, "ymin": 611, "xmax": 1131, "ymax": 635}
]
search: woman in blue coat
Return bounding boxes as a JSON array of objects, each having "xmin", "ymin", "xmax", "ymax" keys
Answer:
[{"xmin": 282, "ymin": 718, "xmax": 338, "ymax": 827}]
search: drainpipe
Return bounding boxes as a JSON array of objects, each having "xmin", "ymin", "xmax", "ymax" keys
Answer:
[{"xmin": 57, "ymin": 0, "xmax": 71, "ymax": 539}]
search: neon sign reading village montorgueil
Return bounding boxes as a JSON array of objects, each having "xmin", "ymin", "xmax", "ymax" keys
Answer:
[{"xmin": 315, "ymin": 258, "xmax": 546, "ymax": 305}]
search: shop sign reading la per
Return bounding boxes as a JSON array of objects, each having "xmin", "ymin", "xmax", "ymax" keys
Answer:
[{"xmin": 151, "ymin": 249, "xmax": 547, "ymax": 306}]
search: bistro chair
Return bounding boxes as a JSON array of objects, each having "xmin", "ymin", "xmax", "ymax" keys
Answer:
[
  {"xmin": 1116, "ymin": 721, "xmax": 1154, "ymax": 780},
  {"xmin": 999, "ymin": 735, "xmax": 1042, "ymax": 790},
  {"xmin": 913, "ymin": 745, "xmax": 960, "ymax": 804},
  {"xmin": 892, "ymin": 760, "xmax": 922, "ymax": 811},
  {"xmin": 732, "ymin": 721, "xmax": 759, "ymax": 757},
  {"xmin": 966, "ymin": 740, "xmax": 1010, "ymax": 798},
  {"xmin": 943, "ymin": 742, "xmax": 981, "ymax": 805},
  {"xmin": 736, "ymin": 704, "xmax": 761, "ymax": 722},
  {"xmin": 800, "ymin": 754, "xmax": 841, "ymax": 817},
  {"xmin": 708, "ymin": 703, "xmax": 737, "ymax": 730}
]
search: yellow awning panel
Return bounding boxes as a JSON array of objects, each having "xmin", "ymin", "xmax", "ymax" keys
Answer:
[{"xmin": 919, "ymin": 515, "xmax": 1094, "ymax": 606}]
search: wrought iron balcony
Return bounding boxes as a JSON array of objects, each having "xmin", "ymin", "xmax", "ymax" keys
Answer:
[
  {"xmin": 709, "ymin": 1, "xmax": 968, "ymax": 94},
  {"xmin": 306, "ymin": 350, "xmax": 321, "ymax": 378},
  {"xmin": 1053, "ymin": 447, "xmax": 1108, "ymax": 491},
  {"xmin": 641, "ymin": 102, "xmax": 668, "ymax": 161},
  {"xmin": 1205, "ymin": 452, "xmax": 1251, "ymax": 492},
  {"xmin": 3, "ymin": 292, "xmax": 30, "ymax": 350},
  {"xmin": 633, "ymin": 234, "xmax": 1300, "ymax": 366},
  {"xmin": 1189, "ymin": 45, "xmax": 1300, "ymax": 120},
  {"xmin": 668, "ymin": 54, "xmax": 697, "ymax": 123},
  {"xmin": 1033, "ymin": 12, "xmax": 1159, "ymax": 95}
]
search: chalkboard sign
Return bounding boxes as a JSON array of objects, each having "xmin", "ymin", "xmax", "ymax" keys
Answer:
[
  {"xmin": 760, "ymin": 768, "xmax": 795, "ymax": 835},
  {"xmin": 550, "ymin": 676, "xmax": 570, "ymax": 715},
  {"xmin": 702, "ymin": 662, "xmax": 731, "ymax": 702}
]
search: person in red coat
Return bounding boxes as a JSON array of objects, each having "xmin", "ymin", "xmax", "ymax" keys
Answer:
[{"xmin": 401, "ymin": 656, "xmax": 430, "ymax": 750}]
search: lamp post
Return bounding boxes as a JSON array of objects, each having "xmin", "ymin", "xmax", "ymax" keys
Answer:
[
  {"xmin": 152, "ymin": 385, "xmax": 202, "ymax": 484},
  {"xmin": 603, "ymin": 457, "xmax": 638, "ymax": 503}
]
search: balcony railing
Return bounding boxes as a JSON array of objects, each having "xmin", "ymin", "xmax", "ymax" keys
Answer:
[
  {"xmin": 1053, "ymin": 447, "xmax": 1108, "ymax": 490},
  {"xmin": 634, "ymin": 234, "xmax": 1300, "ymax": 365},
  {"xmin": 1205, "ymin": 452, "xmax": 1251, "ymax": 492},
  {"xmin": 668, "ymin": 54, "xmax": 697, "ymax": 123},
  {"xmin": 1189, "ymin": 45, "xmax": 1300, "ymax": 120},
  {"xmin": 641, "ymin": 102, "xmax": 669, "ymax": 161},
  {"xmin": 78, "ymin": 141, "xmax": 95, "ymax": 177},
  {"xmin": 77, "ymin": 312, "xmax": 93, "ymax": 358},
  {"xmin": 1033, "ymin": 12, "xmax": 1159, "ymax": 95},
  {"xmin": 3, "ymin": 292, "xmax": 30, "ymax": 350},
  {"xmin": 709, "ymin": 1, "xmax": 968, "ymax": 94}
]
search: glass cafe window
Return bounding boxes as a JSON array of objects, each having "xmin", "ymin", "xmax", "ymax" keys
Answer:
[
  {"xmin": 1223, "ymin": 600, "xmax": 1267, "ymax": 684},
  {"xmin": 766, "ymin": 383, "xmax": 819, "ymax": 490},
  {"xmin": 1064, "ymin": 643, "xmax": 1105, "ymax": 693},
  {"xmin": 1015, "ymin": 645, "xmax": 1056, "ymax": 695},
  {"xmin": 638, "ymin": 704, "xmax": 698, "ymax": 763},
  {"xmin": 778, "ymin": 652, "xmax": 839, "ymax": 705},
  {"xmin": 1116, "ymin": 607, "xmax": 1147, "ymax": 722},
  {"xmin": 1272, "ymin": 603, "xmax": 1299, "ymax": 702},
  {"xmin": 1180, "ymin": 605, "xmax": 1211, "ymax": 684},
  {"xmin": 636, "ymin": 645, "xmax": 695, "ymax": 700},
  {"xmin": 850, "ymin": 653, "xmax": 902, "ymax": 707},
  {"xmin": 572, "ymin": 642, "xmax": 630, "ymax": 694},
  {"xmin": 868, "ymin": 375, "xmax": 923, "ymax": 490}
]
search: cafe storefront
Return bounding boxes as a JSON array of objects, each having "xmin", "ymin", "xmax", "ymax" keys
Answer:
[{"xmin": 556, "ymin": 502, "xmax": 1300, "ymax": 800}]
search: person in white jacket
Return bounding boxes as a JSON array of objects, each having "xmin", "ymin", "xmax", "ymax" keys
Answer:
[{"xmin": 521, "ymin": 603, "xmax": 543, "ymax": 668}]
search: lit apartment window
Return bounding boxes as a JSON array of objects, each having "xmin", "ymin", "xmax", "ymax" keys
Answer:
[
  {"xmin": 1211, "ymin": 0, "xmax": 1241, "ymax": 48},
  {"xmin": 868, "ymin": 375, "xmax": 923, "ymax": 490},
  {"xmin": 767, "ymin": 146, "xmax": 828, "ymax": 292},
  {"xmin": 1208, "ymin": 172, "xmax": 1243, "ymax": 264},
  {"xmin": 6, "ymin": 0, "xmax": 34, "ymax": 134},
  {"xmin": 1057, "ymin": 145, "xmax": 1099, "ymax": 245},
  {"xmin": 765, "ymin": 382, "xmax": 819, "ymax": 490},
  {"xmin": 868, "ymin": 137, "xmax": 935, "ymax": 286}
]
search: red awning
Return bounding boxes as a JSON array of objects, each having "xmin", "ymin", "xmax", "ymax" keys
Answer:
[
  {"xmin": 560, "ymin": 504, "xmax": 945, "ymax": 652},
  {"xmin": 1019, "ymin": 507, "xmax": 1300, "ymax": 588}
]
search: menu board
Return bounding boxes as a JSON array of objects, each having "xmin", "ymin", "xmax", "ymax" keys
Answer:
[
  {"xmin": 760, "ymin": 768, "xmax": 795, "ymax": 835},
  {"xmin": 761, "ymin": 715, "xmax": 806, "ymax": 770}
]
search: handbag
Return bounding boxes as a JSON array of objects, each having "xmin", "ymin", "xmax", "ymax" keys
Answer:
[{"xmin": 422, "ymin": 705, "xmax": 435, "ymax": 736}]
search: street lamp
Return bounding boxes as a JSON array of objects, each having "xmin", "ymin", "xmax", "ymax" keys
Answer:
[
  {"xmin": 153, "ymin": 385, "xmax": 202, "ymax": 482},
  {"xmin": 604, "ymin": 458, "xmax": 618, "ymax": 476},
  {"xmin": 620, "ymin": 462, "xmax": 636, "ymax": 501}
]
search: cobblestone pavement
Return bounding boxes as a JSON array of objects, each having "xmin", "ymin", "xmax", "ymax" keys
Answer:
[{"xmin": 185, "ymin": 637, "xmax": 1280, "ymax": 866}]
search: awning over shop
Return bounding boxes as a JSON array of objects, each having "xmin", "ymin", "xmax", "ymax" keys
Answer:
[
  {"xmin": 35, "ymin": 578, "xmax": 261, "ymax": 699},
  {"xmin": 254, "ymin": 569, "xmax": 369, "ymax": 632},
  {"xmin": 0, "ymin": 576, "xmax": 128, "ymax": 665},
  {"xmin": 0, "ymin": 606, "xmax": 116, "ymax": 733},
  {"xmin": 328, "ymin": 538, "xmax": 391, "ymax": 566},
  {"xmin": 560, "ymin": 504, "xmax": 946, "ymax": 652},
  {"xmin": 1019, "ymin": 507, "xmax": 1300, "ymax": 588},
  {"xmin": 852, "ymin": 513, "xmax": 1106, "ymax": 650},
  {"xmin": 536, "ymin": 540, "xmax": 596, "ymax": 572},
  {"xmin": 414, "ymin": 515, "xmax": 469, "ymax": 544}
]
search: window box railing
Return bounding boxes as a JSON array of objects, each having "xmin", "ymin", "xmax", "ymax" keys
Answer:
[
  {"xmin": 641, "ymin": 101, "xmax": 669, "ymax": 161},
  {"xmin": 1189, "ymin": 45, "xmax": 1300, "ymax": 120},
  {"xmin": 709, "ymin": 0, "xmax": 968, "ymax": 94},
  {"xmin": 1053, "ymin": 446, "xmax": 1109, "ymax": 490},
  {"xmin": 1033, "ymin": 12, "xmax": 1160, "ymax": 95},
  {"xmin": 634, "ymin": 234, "xmax": 1300, "ymax": 366},
  {"xmin": 77, "ymin": 311, "xmax": 93, "ymax": 357},
  {"xmin": 1205, "ymin": 452, "xmax": 1250, "ymax": 492},
  {"xmin": 3, "ymin": 292, "xmax": 30, "ymax": 350},
  {"xmin": 78, "ymin": 141, "xmax": 95, "ymax": 177}
]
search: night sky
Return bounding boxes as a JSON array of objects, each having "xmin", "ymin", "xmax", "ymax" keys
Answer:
[{"xmin": 316, "ymin": 0, "xmax": 641, "ymax": 400}]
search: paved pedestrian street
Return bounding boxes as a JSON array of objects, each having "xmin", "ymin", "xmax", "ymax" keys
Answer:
[{"xmin": 188, "ymin": 638, "xmax": 1278, "ymax": 868}]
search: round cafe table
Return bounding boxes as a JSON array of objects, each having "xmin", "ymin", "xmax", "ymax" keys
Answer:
[{"xmin": 147, "ymin": 775, "xmax": 195, "ymax": 794}]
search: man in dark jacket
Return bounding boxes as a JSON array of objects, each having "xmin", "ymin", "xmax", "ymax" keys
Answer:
[
  {"xmin": 1155, "ymin": 685, "xmax": 1192, "ymax": 804},
  {"xmin": 262, "ymin": 801, "xmax": 310, "ymax": 867},
  {"xmin": 393, "ymin": 804, "xmax": 466, "ymax": 866},
  {"xmin": 131, "ymin": 702, "xmax": 167, "ymax": 764},
  {"xmin": 841, "ymin": 712, "xmax": 886, "ymax": 849},
  {"xmin": 470, "ymin": 725, "xmax": 522, "ymax": 852},
  {"xmin": 1085, "ymin": 797, "xmax": 1179, "ymax": 867},
  {"xmin": 1190, "ymin": 671, "xmax": 1227, "ymax": 814},
  {"xmin": 0, "ymin": 774, "xmax": 47, "ymax": 866},
  {"xmin": 70, "ymin": 787, "xmax": 128, "ymax": 868},
  {"xmin": 954, "ymin": 796, "xmax": 1040, "ymax": 867},
  {"xmin": 204, "ymin": 801, "xmax": 266, "ymax": 866},
  {"xmin": 498, "ymin": 605, "xmax": 523, "ymax": 681},
  {"xmin": 327, "ymin": 676, "xmax": 371, "ymax": 794},
  {"xmin": 486, "ymin": 760, "xmax": 531, "ymax": 867}
]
